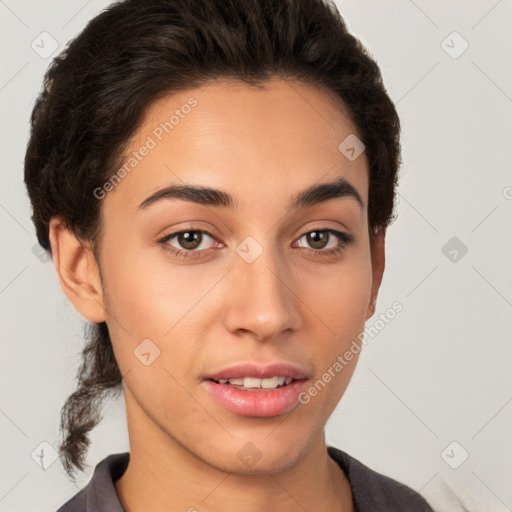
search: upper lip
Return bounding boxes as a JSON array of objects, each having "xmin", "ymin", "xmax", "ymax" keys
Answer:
[{"xmin": 204, "ymin": 362, "xmax": 310, "ymax": 381}]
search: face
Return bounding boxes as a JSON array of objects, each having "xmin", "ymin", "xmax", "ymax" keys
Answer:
[{"xmin": 61, "ymin": 78, "xmax": 384, "ymax": 474}]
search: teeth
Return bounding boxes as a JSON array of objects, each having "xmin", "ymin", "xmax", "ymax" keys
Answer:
[
  {"xmin": 261, "ymin": 377, "xmax": 281, "ymax": 388},
  {"xmin": 217, "ymin": 376, "xmax": 293, "ymax": 389},
  {"xmin": 243, "ymin": 377, "xmax": 262, "ymax": 388}
]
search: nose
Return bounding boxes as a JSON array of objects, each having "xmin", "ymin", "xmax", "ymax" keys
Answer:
[{"xmin": 223, "ymin": 241, "xmax": 302, "ymax": 341}]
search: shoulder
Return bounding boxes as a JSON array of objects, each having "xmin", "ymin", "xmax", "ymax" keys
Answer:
[
  {"xmin": 56, "ymin": 490, "xmax": 85, "ymax": 512},
  {"xmin": 328, "ymin": 446, "xmax": 434, "ymax": 511},
  {"xmin": 56, "ymin": 452, "xmax": 129, "ymax": 512}
]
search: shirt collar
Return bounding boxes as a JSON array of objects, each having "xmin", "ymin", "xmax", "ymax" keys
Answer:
[{"xmin": 82, "ymin": 452, "xmax": 129, "ymax": 511}]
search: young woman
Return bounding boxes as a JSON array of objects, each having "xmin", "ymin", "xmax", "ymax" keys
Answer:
[{"xmin": 24, "ymin": 0, "xmax": 434, "ymax": 510}]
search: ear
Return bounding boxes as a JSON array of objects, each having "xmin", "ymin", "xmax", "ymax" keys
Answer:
[
  {"xmin": 48, "ymin": 217, "xmax": 107, "ymax": 323},
  {"xmin": 366, "ymin": 226, "xmax": 386, "ymax": 319}
]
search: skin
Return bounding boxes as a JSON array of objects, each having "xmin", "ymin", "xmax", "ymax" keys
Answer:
[{"xmin": 49, "ymin": 78, "xmax": 385, "ymax": 512}]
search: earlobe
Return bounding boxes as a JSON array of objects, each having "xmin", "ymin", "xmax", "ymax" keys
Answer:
[
  {"xmin": 49, "ymin": 217, "xmax": 106, "ymax": 323},
  {"xmin": 367, "ymin": 227, "xmax": 386, "ymax": 320}
]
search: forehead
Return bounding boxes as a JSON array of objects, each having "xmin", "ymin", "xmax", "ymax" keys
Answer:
[{"xmin": 102, "ymin": 78, "xmax": 369, "ymax": 217}]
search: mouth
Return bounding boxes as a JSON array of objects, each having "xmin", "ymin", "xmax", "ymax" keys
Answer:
[
  {"xmin": 202, "ymin": 363, "xmax": 310, "ymax": 417},
  {"xmin": 208, "ymin": 376, "xmax": 296, "ymax": 390}
]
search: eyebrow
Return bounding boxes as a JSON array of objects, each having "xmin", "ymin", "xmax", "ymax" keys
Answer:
[{"xmin": 137, "ymin": 175, "xmax": 363, "ymax": 211}]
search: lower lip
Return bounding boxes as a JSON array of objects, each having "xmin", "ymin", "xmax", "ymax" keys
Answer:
[{"xmin": 203, "ymin": 380, "xmax": 308, "ymax": 417}]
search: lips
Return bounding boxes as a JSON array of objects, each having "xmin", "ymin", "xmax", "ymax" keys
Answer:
[
  {"xmin": 202, "ymin": 362, "xmax": 310, "ymax": 417},
  {"xmin": 204, "ymin": 362, "xmax": 310, "ymax": 381}
]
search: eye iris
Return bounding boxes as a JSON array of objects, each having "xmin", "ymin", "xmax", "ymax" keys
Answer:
[
  {"xmin": 178, "ymin": 231, "xmax": 202, "ymax": 250},
  {"xmin": 307, "ymin": 230, "xmax": 328, "ymax": 249}
]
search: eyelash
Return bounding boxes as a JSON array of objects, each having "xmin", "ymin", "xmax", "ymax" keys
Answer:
[{"xmin": 157, "ymin": 227, "xmax": 354, "ymax": 260}]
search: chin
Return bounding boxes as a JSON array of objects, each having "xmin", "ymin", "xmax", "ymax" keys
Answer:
[{"xmin": 196, "ymin": 434, "xmax": 314, "ymax": 476}]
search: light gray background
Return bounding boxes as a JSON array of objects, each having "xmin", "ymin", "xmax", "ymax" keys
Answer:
[{"xmin": 1, "ymin": 1, "xmax": 511, "ymax": 511}]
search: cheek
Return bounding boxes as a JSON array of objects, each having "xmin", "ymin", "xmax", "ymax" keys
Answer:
[
  {"xmin": 100, "ymin": 240, "xmax": 210, "ymax": 334},
  {"xmin": 99, "ymin": 246, "xmax": 228, "ymax": 384},
  {"xmin": 299, "ymin": 253, "xmax": 373, "ymax": 343},
  {"xmin": 295, "ymin": 257, "xmax": 372, "ymax": 417}
]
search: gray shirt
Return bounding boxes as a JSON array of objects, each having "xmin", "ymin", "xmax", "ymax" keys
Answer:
[{"xmin": 56, "ymin": 446, "xmax": 434, "ymax": 511}]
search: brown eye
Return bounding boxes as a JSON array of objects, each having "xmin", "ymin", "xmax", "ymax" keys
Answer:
[
  {"xmin": 163, "ymin": 230, "xmax": 216, "ymax": 252},
  {"xmin": 297, "ymin": 230, "xmax": 339, "ymax": 250},
  {"xmin": 305, "ymin": 230, "xmax": 330, "ymax": 249},
  {"xmin": 293, "ymin": 229, "xmax": 354, "ymax": 257},
  {"xmin": 177, "ymin": 231, "xmax": 202, "ymax": 250}
]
